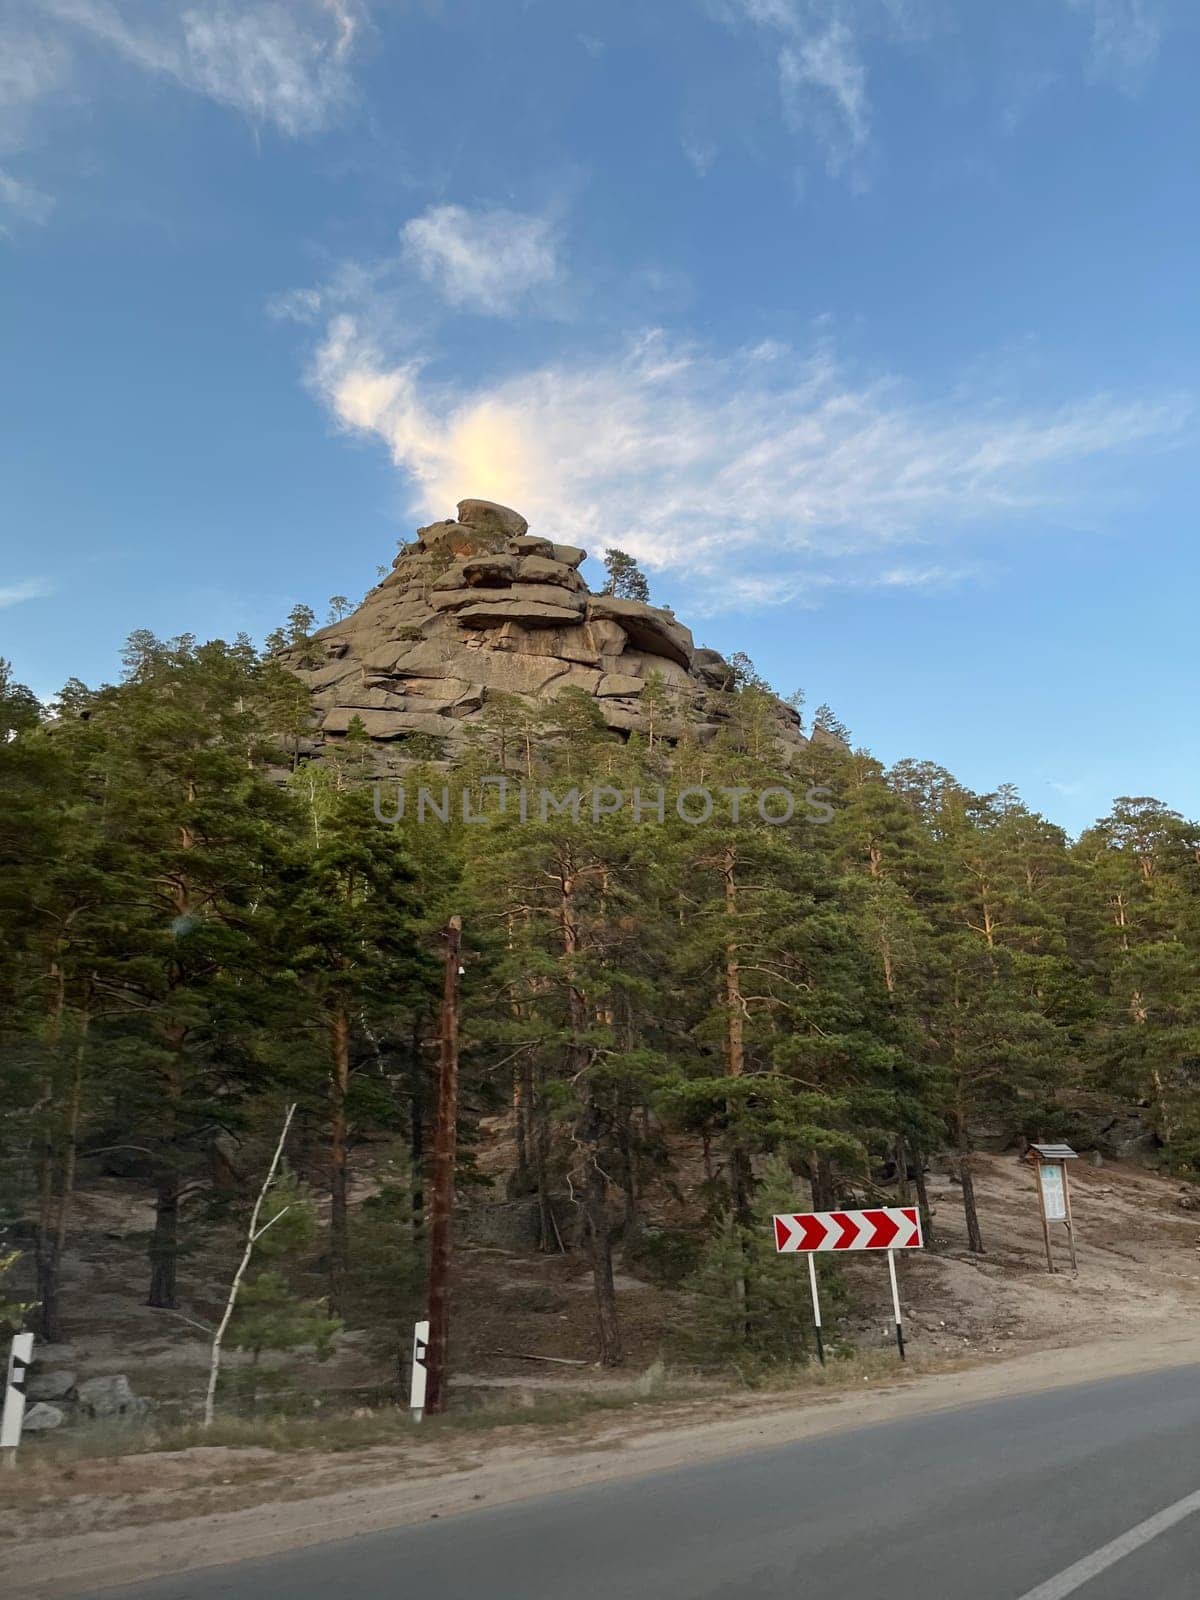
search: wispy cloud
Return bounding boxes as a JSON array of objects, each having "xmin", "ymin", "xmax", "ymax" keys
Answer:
[
  {"xmin": 0, "ymin": 577, "xmax": 54, "ymax": 608},
  {"xmin": 0, "ymin": 167, "xmax": 55, "ymax": 230},
  {"xmin": 706, "ymin": 1, "xmax": 929, "ymax": 182},
  {"xmin": 400, "ymin": 204, "xmax": 562, "ymax": 318},
  {"xmin": 306, "ymin": 318, "xmax": 1190, "ymax": 609},
  {"xmin": 778, "ymin": 16, "xmax": 870, "ymax": 175},
  {"xmin": 1065, "ymin": 0, "xmax": 1163, "ymax": 93},
  {"xmin": 37, "ymin": 0, "xmax": 367, "ymax": 135},
  {"xmin": 0, "ymin": 23, "xmax": 70, "ymax": 146},
  {"xmin": 0, "ymin": 20, "xmax": 71, "ymax": 227}
]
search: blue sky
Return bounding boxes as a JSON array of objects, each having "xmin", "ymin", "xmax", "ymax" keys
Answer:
[{"xmin": 1, "ymin": 0, "xmax": 1197, "ymax": 833}]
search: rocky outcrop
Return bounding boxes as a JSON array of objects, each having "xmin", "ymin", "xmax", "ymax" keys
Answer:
[{"xmin": 280, "ymin": 499, "xmax": 806, "ymax": 768}]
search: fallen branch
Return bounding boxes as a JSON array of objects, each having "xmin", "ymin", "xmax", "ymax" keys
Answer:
[{"xmin": 485, "ymin": 1349, "xmax": 588, "ymax": 1367}]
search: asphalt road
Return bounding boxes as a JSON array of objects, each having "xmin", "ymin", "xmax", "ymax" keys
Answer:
[{"xmin": 87, "ymin": 1363, "xmax": 1200, "ymax": 1600}]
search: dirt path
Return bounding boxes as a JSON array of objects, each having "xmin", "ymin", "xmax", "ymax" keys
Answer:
[
  {"xmin": 10, "ymin": 1319, "xmax": 1200, "ymax": 1600},
  {"xmin": 9, "ymin": 1151, "xmax": 1200, "ymax": 1597}
]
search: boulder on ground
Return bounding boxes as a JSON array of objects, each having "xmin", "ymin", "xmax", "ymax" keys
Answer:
[
  {"xmin": 22, "ymin": 1402, "xmax": 65, "ymax": 1432},
  {"xmin": 26, "ymin": 1370, "xmax": 76, "ymax": 1402},
  {"xmin": 73, "ymin": 1374, "xmax": 145, "ymax": 1418}
]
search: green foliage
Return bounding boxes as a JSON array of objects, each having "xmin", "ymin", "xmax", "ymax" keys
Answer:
[
  {"xmin": 623, "ymin": 1225, "xmax": 702, "ymax": 1287},
  {"xmin": 0, "ymin": 1250, "xmax": 34, "ymax": 1334},
  {"xmin": 348, "ymin": 1167, "xmax": 423, "ymax": 1329},
  {"xmin": 727, "ymin": 651, "xmax": 770, "ymax": 692},
  {"xmin": 0, "ymin": 659, "xmax": 41, "ymax": 739},
  {"xmin": 229, "ymin": 1270, "xmax": 339, "ymax": 1362},
  {"xmin": 287, "ymin": 604, "xmax": 316, "ymax": 643},
  {"xmin": 3, "ymin": 596, "xmax": 1200, "ymax": 1379},
  {"xmin": 602, "ymin": 548, "xmax": 650, "ymax": 603},
  {"xmin": 399, "ymin": 732, "xmax": 446, "ymax": 761},
  {"xmin": 682, "ymin": 1157, "xmax": 840, "ymax": 1371}
]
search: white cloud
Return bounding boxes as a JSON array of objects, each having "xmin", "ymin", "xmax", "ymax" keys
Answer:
[
  {"xmin": 707, "ymin": 1, "xmax": 919, "ymax": 180},
  {"xmin": 307, "ymin": 319, "xmax": 1190, "ymax": 609},
  {"xmin": 0, "ymin": 23, "xmax": 71, "ymax": 223},
  {"xmin": 1066, "ymin": 0, "xmax": 1163, "ymax": 93},
  {"xmin": 0, "ymin": 577, "xmax": 54, "ymax": 608},
  {"xmin": 0, "ymin": 167, "xmax": 55, "ymax": 229},
  {"xmin": 400, "ymin": 204, "xmax": 561, "ymax": 317},
  {"xmin": 779, "ymin": 18, "xmax": 870, "ymax": 173},
  {"xmin": 267, "ymin": 285, "xmax": 324, "ymax": 323},
  {"xmin": 38, "ymin": 0, "xmax": 366, "ymax": 135},
  {"xmin": 0, "ymin": 25, "xmax": 70, "ymax": 149}
]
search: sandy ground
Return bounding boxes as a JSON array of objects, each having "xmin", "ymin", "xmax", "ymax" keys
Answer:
[
  {"xmin": 5, "ymin": 1150, "xmax": 1200, "ymax": 1597},
  {"xmin": 9, "ymin": 1321, "xmax": 1200, "ymax": 1600}
]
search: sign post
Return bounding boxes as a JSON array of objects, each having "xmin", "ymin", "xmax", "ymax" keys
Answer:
[
  {"xmin": 409, "ymin": 1318, "xmax": 429, "ymax": 1422},
  {"xmin": 773, "ymin": 1206, "xmax": 923, "ymax": 1363},
  {"xmin": 806, "ymin": 1254, "xmax": 824, "ymax": 1366},
  {"xmin": 1025, "ymin": 1144, "xmax": 1079, "ymax": 1275},
  {"xmin": 886, "ymin": 1249, "xmax": 905, "ymax": 1361},
  {"xmin": 1, "ymin": 1331, "xmax": 34, "ymax": 1470}
]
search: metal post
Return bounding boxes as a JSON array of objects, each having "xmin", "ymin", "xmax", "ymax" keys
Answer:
[
  {"xmin": 1035, "ymin": 1162, "xmax": 1055, "ymax": 1274},
  {"xmin": 887, "ymin": 1249, "xmax": 905, "ymax": 1361},
  {"xmin": 807, "ymin": 1252, "xmax": 825, "ymax": 1365},
  {"xmin": 1062, "ymin": 1163, "xmax": 1078, "ymax": 1274},
  {"xmin": 425, "ymin": 915, "xmax": 462, "ymax": 1417}
]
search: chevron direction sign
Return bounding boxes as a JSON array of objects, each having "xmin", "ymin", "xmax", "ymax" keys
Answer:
[{"xmin": 773, "ymin": 1206, "xmax": 923, "ymax": 1253}]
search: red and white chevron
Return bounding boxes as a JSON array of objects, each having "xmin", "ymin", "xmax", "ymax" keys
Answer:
[{"xmin": 772, "ymin": 1206, "xmax": 923, "ymax": 1253}]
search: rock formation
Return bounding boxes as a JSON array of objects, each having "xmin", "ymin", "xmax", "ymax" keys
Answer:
[{"xmin": 281, "ymin": 499, "xmax": 806, "ymax": 768}]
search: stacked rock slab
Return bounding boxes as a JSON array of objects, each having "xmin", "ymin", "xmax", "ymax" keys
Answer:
[{"xmin": 281, "ymin": 498, "xmax": 806, "ymax": 768}]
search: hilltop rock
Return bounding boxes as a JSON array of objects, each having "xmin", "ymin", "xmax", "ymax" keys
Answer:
[
  {"xmin": 279, "ymin": 499, "xmax": 807, "ymax": 769},
  {"xmin": 457, "ymin": 498, "xmax": 529, "ymax": 540}
]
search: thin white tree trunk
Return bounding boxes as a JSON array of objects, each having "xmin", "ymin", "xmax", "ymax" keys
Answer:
[{"xmin": 203, "ymin": 1104, "xmax": 297, "ymax": 1427}]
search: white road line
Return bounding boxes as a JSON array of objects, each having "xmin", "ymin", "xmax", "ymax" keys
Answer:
[{"xmin": 1016, "ymin": 1488, "xmax": 1200, "ymax": 1600}]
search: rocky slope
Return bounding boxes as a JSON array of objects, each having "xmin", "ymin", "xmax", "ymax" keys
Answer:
[{"xmin": 280, "ymin": 498, "xmax": 806, "ymax": 768}]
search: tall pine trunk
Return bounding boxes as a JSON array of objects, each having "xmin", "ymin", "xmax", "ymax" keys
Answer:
[
  {"xmin": 35, "ymin": 961, "xmax": 67, "ymax": 1337},
  {"xmin": 329, "ymin": 1005, "xmax": 351, "ymax": 1312},
  {"xmin": 408, "ymin": 1017, "xmax": 426, "ymax": 1242},
  {"xmin": 722, "ymin": 844, "xmax": 751, "ymax": 1334},
  {"xmin": 39, "ymin": 1021, "xmax": 88, "ymax": 1340},
  {"xmin": 560, "ymin": 855, "xmax": 621, "ymax": 1363},
  {"xmin": 148, "ymin": 1175, "xmax": 180, "ymax": 1308},
  {"xmin": 579, "ymin": 1100, "xmax": 622, "ymax": 1367},
  {"xmin": 148, "ymin": 1037, "xmax": 184, "ymax": 1308},
  {"xmin": 912, "ymin": 1148, "xmax": 935, "ymax": 1251},
  {"xmin": 954, "ymin": 1112, "xmax": 984, "ymax": 1253}
]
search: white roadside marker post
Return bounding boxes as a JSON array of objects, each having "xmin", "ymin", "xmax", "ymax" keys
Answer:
[
  {"xmin": 1, "ymin": 1331, "xmax": 34, "ymax": 1471},
  {"xmin": 409, "ymin": 1318, "xmax": 429, "ymax": 1423},
  {"xmin": 806, "ymin": 1253, "xmax": 825, "ymax": 1366},
  {"xmin": 886, "ymin": 1248, "xmax": 905, "ymax": 1361}
]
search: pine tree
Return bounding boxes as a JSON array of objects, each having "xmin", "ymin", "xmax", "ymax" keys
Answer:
[
  {"xmin": 602, "ymin": 549, "xmax": 650, "ymax": 603},
  {"xmin": 281, "ymin": 779, "xmax": 432, "ymax": 1312},
  {"xmin": 76, "ymin": 634, "xmax": 300, "ymax": 1308}
]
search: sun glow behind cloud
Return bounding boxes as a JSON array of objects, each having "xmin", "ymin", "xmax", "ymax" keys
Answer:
[{"xmin": 309, "ymin": 315, "xmax": 1190, "ymax": 608}]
